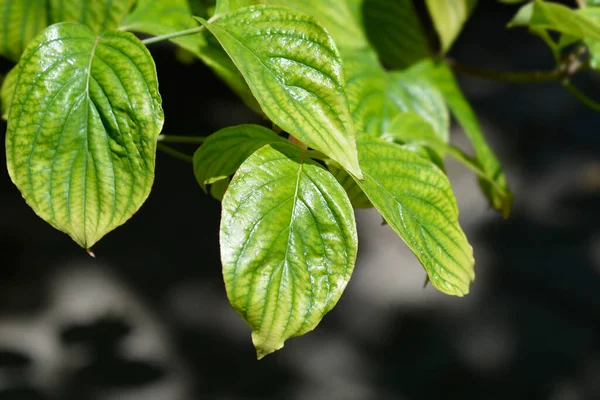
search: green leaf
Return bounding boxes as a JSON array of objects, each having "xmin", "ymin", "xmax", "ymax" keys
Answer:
[
  {"xmin": 0, "ymin": 0, "xmax": 48, "ymax": 61},
  {"xmin": 355, "ymin": 136, "xmax": 475, "ymax": 296},
  {"xmin": 1, "ymin": 64, "xmax": 19, "ymax": 120},
  {"xmin": 267, "ymin": 0, "xmax": 369, "ymax": 54},
  {"xmin": 210, "ymin": 176, "xmax": 230, "ymax": 201},
  {"xmin": 193, "ymin": 124, "xmax": 287, "ymax": 193},
  {"xmin": 414, "ymin": 60, "xmax": 513, "ymax": 217},
  {"xmin": 426, "ymin": 0, "xmax": 478, "ymax": 53},
  {"xmin": 5, "ymin": 23, "xmax": 164, "ymax": 249},
  {"xmin": 122, "ymin": 0, "xmax": 262, "ymax": 114},
  {"xmin": 508, "ymin": 0, "xmax": 600, "ymax": 41},
  {"xmin": 362, "ymin": 0, "xmax": 430, "ymax": 68},
  {"xmin": 197, "ymin": 6, "xmax": 363, "ymax": 178},
  {"xmin": 344, "ymin": 50, "xmax": 449, "ymax": 140},
  {"xmin": 220, "ymin": 143, "xmax": 357, "ymax": 358},
  {"xmin": 49, "ymin": 0, "xmax": 135, "ymax": 32}
]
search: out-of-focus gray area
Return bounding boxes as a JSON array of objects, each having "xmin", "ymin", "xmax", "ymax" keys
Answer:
[{"xmin": 1, "ymin": 3, "xmax": 599, "ymax": 400}]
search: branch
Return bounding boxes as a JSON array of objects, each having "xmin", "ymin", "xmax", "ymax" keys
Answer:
[
  {"xmin": 563, "ymin": 82, "xmax": 600, "ymax": 111},
  {"xmin": 157, "ymin": 144, "xmax": 193, "ymax": 163}
]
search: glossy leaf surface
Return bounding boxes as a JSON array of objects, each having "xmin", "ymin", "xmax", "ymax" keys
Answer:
[
  {"xmin": 6, "ymin": 23, "xmax": 164, "ymax": 249},
  {"xmin": 355, "ymin": 137, "xmax": 475, "ymax": 296},
  {"xmin": 221, "ymin": 143, "xmax": 357, "ymax": 358},
  {"xmin": 193, "ymin": 124, "xmax": 286, "ymax": 192},
  {"xmin": 198, "ymin": 5, "xmax": 362, "ymax": 178}
]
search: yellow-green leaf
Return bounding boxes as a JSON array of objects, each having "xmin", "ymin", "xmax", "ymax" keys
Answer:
[
  {"xmin": 6, "ymin": 23, "xmax": 164, "ymax": 249},
  {"xmin": 355, "ymin": 136, "xmax": 475, "ymax": 296},
  {"xmin": 197, "ymin": 5, "xmax": 363, "ymax": 178},
  {"xmin": 1, "ymin": 64, "xmax": 19, "ymax": 120},
  {"xmin": 221, "ymin": 143, "xmax": 357, "ymax": 358}
]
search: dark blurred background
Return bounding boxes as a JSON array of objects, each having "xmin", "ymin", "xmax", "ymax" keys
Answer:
[{"xmin": 1, "ymin": 2, "xmax": 599, "ymax": 400}]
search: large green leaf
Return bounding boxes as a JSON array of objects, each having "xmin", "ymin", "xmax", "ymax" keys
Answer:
[
  {"xmin": 362, "ymin": 0, "xmax": 430, "ymax": 68},
  {"xmin": 5, "ymin": 23, "xmax": 164, "ymax": 249},
  {"xmin": 326, "ymin": 161, "xmax": 372, "ymax": 208},
  {"xmin": 49, "ymin": 0, "xmax": 135, "ymax": 32},
  {"xmin": 193, "ymin": 124, "xmax": 286, "ymax": 193},
  {"xmin": 122, "ymin": 0, "xmax": 261, "ymax": 113},
  {"xmin": 426, "ymin": 0, "xmax": 478, "ymax": 53},
  {"xmin": 355, "ymin": 137, "xmax": 475, "ymax": 296},
  {"xmin": 509, "ymin": 0, "xmax": 600, "ymax": 41},
  {"xmin": 415, "ymin": 60, "xmax": 512, "ymax": 217},
  {"xmin": 198, "ymin": 5, "xmax": 363, "ymax": 178},
  {"xmin": 0, "ymin": 0, "xmax": 48, "ymax": 61},
  {"xmin": 220, "ymin": 143, "xmax": 357, "ymax": 358},
  {"xmin": 1, "ymin": 65, "xmax": 19, "ymax": 120}
]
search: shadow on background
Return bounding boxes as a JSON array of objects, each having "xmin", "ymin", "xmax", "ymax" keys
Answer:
[{"xmin": 1, "ymin": 2, "xmax": 599, "ymax": 400}]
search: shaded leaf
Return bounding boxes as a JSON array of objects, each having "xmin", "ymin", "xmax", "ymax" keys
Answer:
[
  {"xmin": 193, "ymin": 124, "xmax": 286, "ymax": 192},
  {"xmin": 50, "ymin": 0, "xmax": 135, "ymax": 33},
  {"xmin": 326, "ymin": 161, "xmax": 372, "ymax": 208},
  {"xmin": 362, "ymin": 0, "xmax": 430, "ymax": 68},
  {"xmin": 413, "ymin": 60, "xmax": 512, "ymax": 217},
  {"xmin": 0, "ymin": 0, "xmax": 48, "ymax": 61},
  {"xmin": 6, "ymin": 23, "xmax": 164, "ymax": 249},
  {"xmin": 220, "ymin": 143, "xmax": 357, "ymax": 358},
  {"xmin": 1, "ymin": 65, "xmax": 19, "ymax": 120},
  {"xmin": 426, "ymin": 0, "xmax": 478, "ymax": 53},
  {"xmin": 355, "ymin": 136, "xmax": 475, "ymax": 296},
  {"xmin": 198, "ymin": 6, "xmax": 362, "ymax": 178},
  {"xmin": 122, "ymin": 0, "xmax": 262, "ymax": 113}
]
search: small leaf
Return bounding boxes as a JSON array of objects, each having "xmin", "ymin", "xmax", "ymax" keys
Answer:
[
  {"xmin": 362, "ymin": 0, "xmax": 430, "ymax": 68},
  {"xmin": 6, "ymin": 23, "xmax": 164, "ymax": 249},
  {"xmin": 49, "ymin": 0, "xmax": 135, "ymax": 32},
  {"xmin": 355, "ymin": 137, "xmax": 475, "ymax": 296},
  {"xmin": 579, "ymin": 8, "xmax": 600, "ymax": 71},
  {"xmin": 197, "ymin": 5, "xmax": 363, "ymax": 178},
  {"xmin": 508, "ymin": 0, "xmax": 600, "ymax": 41},
  {"xmin": 426, "ymin": 0, "xmax": 478, "ymax": 53},
  {"xmin": 1, "ymin": 65, "xmax": 19, "ymax": 120},
  {"xmin": 220, "ymin": 143, "xmax": 357, "ymax": 358},
  {"xmin": 193, "ymin": 124, "xmax": 287, "ymax": 192},
  {"xmin": 415, "ymin": 61, "xmax": 513, "ymax": 217},
  {"xmin": 0, "ymin": 0, "xmax": 48, "ymax": 61},
  {"xmin": 122, "ymin": 0, "xmax": 262, "ymax": 113}
]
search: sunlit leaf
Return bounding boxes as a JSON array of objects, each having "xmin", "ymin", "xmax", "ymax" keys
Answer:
[
  {"xmin": 193, "ymin": 124, "xmax": 286, "ymax": 193},
  {"xmin": 355, "ymin": 136, "xmax": 475, "ymax": 296},
  {"xmin": 0, "ymin": 0, "xmax": 48, "ymax": 61},
  {"xmin": 508, "ymin": 0, "xmax": 600, "ymax": 41},
  {"xmin": 6, "ymin": 23, "xmax": 164, "ymax": 249},
  {"xmin": 215, "ymin": 0, "xmax": 267, "ymax": 14},
  {"xmin": 221, "ymin": 143, "xmax": 357, "ymax": 358},
  {"xmin": 198, "ymin": 5, "xmax": 362, "ymax": 178},
  {"xmin": 426, "ymin": 0, "xmax": 478, "ymax": 53}
]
